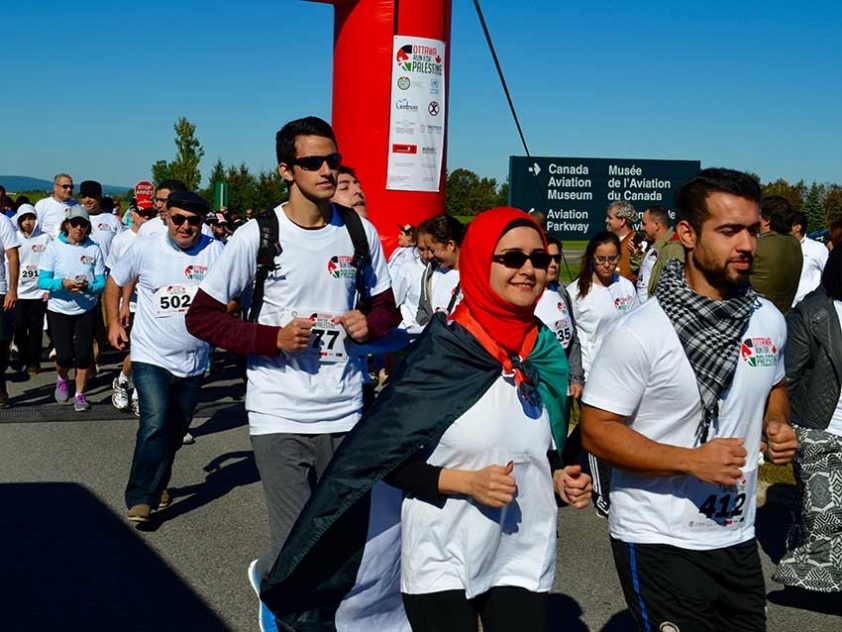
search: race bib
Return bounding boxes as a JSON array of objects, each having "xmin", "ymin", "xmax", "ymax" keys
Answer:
[
  {"xmin": 551, "ymin": 311, "xmax": 574, "ymax": 350},
  {"xmin": 153, "ymin": 284, "xmax": 198, "ymax": 317},
  {"xmin": 281, "ymin": 309, "xmax": 349, "ymax": 363},
  {"xmin": 681, "ymin": 474, "xmax": 754, "ymax": 532},
  {"xmin": 20, "ymin": 264, "xmax": 39, "ymax": 283}
]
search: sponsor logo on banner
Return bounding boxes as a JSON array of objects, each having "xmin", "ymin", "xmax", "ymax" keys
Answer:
[
  {"xmin": 422, "ymin": 147, "xmax": 437, "ymax": 155},
  {"xmin": 428, "ymin": 101, "xmax": 440, "ymax": 116},
  {"xmin": 184, "ymin": 265, "xmax": 209, "ymax": 281},
  {"xmin": 396, "ymin": 44, "xmax": 413, "ymax": 71},
  {"xmin": 396, "ymin": 98, "xmax": 419, "ymax": 112},
  {"xmin": 740, "ymin": 337, "xmax": 778, "ymax": 367},
  {"xmin": 392, "ymin": 144, "xmax": 418, "ymax": 154},
  {"xmin": 397, "ymin": 76, "xmax": 411, "ymax": 90},
  {"xmin": 328, "ymin": 255, "xmax": 356, "ymax": 279},
  {"xmin": 396, "ymin": 43, "xmax": 443, "ymax": 75},
  {"xmin": 395, "ymin": 119, "xmax": 415, "ymax": 135},
  {"xmin": 420, "ymin": 123, "xmax": 443, "ymax": 134},
  {"xmin": 430, "ymin": 78, "xmax": 441, "ymax": 95}
]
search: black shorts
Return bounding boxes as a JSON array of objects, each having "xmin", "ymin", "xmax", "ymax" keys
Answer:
[{"xmin": 610, "ymin": 536, "xmax": 766, "ymax": 632}]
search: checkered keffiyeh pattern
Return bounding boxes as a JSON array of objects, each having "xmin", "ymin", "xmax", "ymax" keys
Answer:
[{"xmin": 655, "ymin": 259, "xmax": 759, "ymax": 442}]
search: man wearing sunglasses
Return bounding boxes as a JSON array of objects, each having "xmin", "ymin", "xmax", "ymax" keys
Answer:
[
  {"xmin": 185, "ymin": 116, "xmax": 399, "ymax": 630},
  {"xmin": 35, "ymin": 173, "xmax": 78, "ymax": 240},
  {"xmin": 106, "ymin": 191, "xmax": 224, "ymax": 524},
  {"xmin": 106, "ymin": 199, "xmax": 157, "ymax": 415}
]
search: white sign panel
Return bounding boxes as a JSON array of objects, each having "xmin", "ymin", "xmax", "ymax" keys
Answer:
[{"xmin": 386, "ymin": 36, "xmax": 446, "ymax": 193}]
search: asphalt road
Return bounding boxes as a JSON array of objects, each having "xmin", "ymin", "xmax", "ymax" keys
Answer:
[{"xmin": 0, "ymin": 352, "xmax": 839, "ymax": 631}]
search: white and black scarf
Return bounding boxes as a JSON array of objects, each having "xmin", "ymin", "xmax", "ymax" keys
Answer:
[{"xmin": 655, "ymin": 259, "xmax": 759, "ymax": 443}]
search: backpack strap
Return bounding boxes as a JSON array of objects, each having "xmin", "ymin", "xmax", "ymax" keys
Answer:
[
  {"xmin": 247, "ymin": 207, "xmax": 280, "ymax": 323},
  {"xmin": 334, "ymin": 205, "xmax": 373, "ymax": 313}
]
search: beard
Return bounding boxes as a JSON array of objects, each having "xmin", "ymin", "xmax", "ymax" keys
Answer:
[{"xmin": 693, "ymin": 246, "xmax": 753, "ymax": 296}]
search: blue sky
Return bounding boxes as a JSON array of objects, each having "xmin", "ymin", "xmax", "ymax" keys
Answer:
[{"xmin": 2, "ymin": 0, "xmax": 840, "ymax": 190}]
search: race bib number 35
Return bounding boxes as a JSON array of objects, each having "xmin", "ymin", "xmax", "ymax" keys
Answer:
[{"xmin": 153, "ymin": 284, "xmax": 198, "ymax": 317}]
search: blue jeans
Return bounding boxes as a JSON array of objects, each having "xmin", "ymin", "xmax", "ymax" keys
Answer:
[{"xmin": 125, "ymin": 361, "xmax": 203, "ymax": 509}]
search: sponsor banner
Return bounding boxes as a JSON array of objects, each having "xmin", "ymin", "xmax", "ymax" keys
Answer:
[
  {"xmin": 509, "ymin": 157, "xmax": 701, "ymax": 241},
  {"xmin": 386, "ymin": 36, "xmax": 446, "ymax": 192}
]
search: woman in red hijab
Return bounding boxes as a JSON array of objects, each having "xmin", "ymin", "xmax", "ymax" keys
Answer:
[{"xmin": 264, "ymin": 208, "xmax": 592, "ymax": 632}]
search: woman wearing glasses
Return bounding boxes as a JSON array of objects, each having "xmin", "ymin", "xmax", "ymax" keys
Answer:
[
  {"xmin": 37, "ymin": 207, "xmax": 105, "ymax": 411},
  {"xmin": 566, "ymin": 231, "xmax": 638, "ymax": 516},
  {"xmin": 265, "ymin": 208, "xmax": 592, "ymax": 632}
]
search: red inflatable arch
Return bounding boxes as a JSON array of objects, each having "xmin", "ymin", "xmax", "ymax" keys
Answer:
[{"xmin": 308, "ymin": 0, "xmax": 453, "ymax": 255}]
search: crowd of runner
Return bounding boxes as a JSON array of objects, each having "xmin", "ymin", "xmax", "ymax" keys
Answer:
[{"xmin": 0, "ymin": 116, "xmax": 840, "ymax": 631}]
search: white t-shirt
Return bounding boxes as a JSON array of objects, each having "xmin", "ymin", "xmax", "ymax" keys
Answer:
[
  {"xmin": 793, "ymin": 237, "xmax": 829, "ymax": 306},
  {"xmin": 110, "ymin": 232, "xmax": 224, "ymax": 377},
  {"xmin": 108, "ymin": 229, "xmax": 140, "ymax": 311},
  {"xmin": 40, "ymin": 236, "xmax": 105, "ymax": 315},
  {"xmin": 17, "ymin": 231, "xmax": 51, "ymax": 301},
  {"xmin": 636, "ymin": 247, "xmax": 658, "ymax": 303},
  {"xmin": 34, "ymin": 196, "xmax": 73, "ymax": 240},
  {"xmin": 535, "ymin": 284, "xmax": 575, "ymax": 350},
  {"xmin": 88, "ymin": 211, "xmax": 124, "ymax": 263},
  {"xmin": 388, "ymin": 246, "xmax": 420, "ymax": 270},
  {"xmin": 138, "ymin": 216, "xmax": 214, "ymax": 239},
  {"xmin": 566, "ymin": 275, "xmax": 638, "ymax": 376},
  {"xmin": 401, "ymin": 374, "xmax": 557, "ymax": 597},
  {"xmin": 582, "ymin": 297, "xmax": 786, "ymax": 550},
  {"xmin": 392, "ymin": 259, "xmax": 426, "ymax": 328},
  {"xmin": 0, "ymin": 214, "xmax": 21, "ymax": 295},
  {"xmin": 430, "ymin": 267, "xmax": 461, "ymax": 316},
  {"xmin": 199, "ymin": 203, "xmax": 392, "ymax": 435}
]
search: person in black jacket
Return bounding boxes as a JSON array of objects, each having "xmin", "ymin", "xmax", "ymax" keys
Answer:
[{"xmin": 775, "ymin": 245, "xmax": 842, "ymax": 595}]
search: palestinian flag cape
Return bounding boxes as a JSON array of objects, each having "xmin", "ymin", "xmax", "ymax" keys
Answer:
[{"xmin": 262, "ymin": 314, "xmax": 569, "ymax": 631}]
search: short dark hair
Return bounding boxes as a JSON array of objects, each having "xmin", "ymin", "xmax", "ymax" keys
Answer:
[
  {"xmin": 425, "ymin": 215, "xmax": 466, "ymax": 247},
  {"xmin": 676, "ymin": 168, "xmax": 761, "ymax": 234},
  {"xmin": 275, "ymin": 116, "xmax": 337, "ymax": 167},
  {"xmin": 644, "ymin": 205, "xmax": 670, "ymax": 227},
  {"xmin": 791, "ymin": 210, "xmax": 807, "ymax": 234},
  {"xmin": 760, "ymin": 196, "xmax": 795, "ymax": 235},
  {"xmin": 156, "ymin": 178, "xmax": 187, "ymax": 193},
  {"xmin": 546, "ymin": 235, "xmax": 562, "ymax": 250},
  {"xmin": 338, "ymin": 165, "xmax": 357, "ymax": 178},
  {"xmin": 101, "ymin": 196, "xmax": 115, "ymax": 212}
]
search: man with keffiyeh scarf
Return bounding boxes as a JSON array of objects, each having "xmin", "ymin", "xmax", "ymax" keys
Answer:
[{"xmin": 581, "ymin": 168, "xmax": 798, "ymax": 632}]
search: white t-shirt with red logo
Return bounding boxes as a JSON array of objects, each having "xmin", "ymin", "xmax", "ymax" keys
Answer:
[
  {"xmin": 566, "ymin": 275, "xmax": 638, "ymax": 377},
  {"xmin": 534, "ymin": 284, "xmax": 575, "ymax": 350},
  {"xmin": 17, "ymin": 231, "xmax": 51, "ymax": 300},
  {"xmin": 582, "ymin": 297, "xmax": 786, "ymax": 550},
  {"xmin": 110, "ymin": 232, "xmax": 224, "ymax": 377},
  {"xmin": 89, "ymin": 211, "xmax": 124, "ymax": 263},
  {"xmin": 199, "ymin": 203, "xmax": 392, "ymax": 435}
]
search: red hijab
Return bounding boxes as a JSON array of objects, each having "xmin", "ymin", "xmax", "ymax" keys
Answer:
[{"xmin": 451, "ymin": 207, "xmax": 547, "ymax": 359}]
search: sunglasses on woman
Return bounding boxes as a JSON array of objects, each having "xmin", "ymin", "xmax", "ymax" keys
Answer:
[
  {"xmin": 169, "ymin": 213, "xmax": 203, "ymax": 227},
  {"xmin": 290, "ymin": 153, "xmax": 342, "ymax": 171},
  {"xmin": 68, "ymin": 218, "xmax": 89, "ymax": 228},
  {"xmin": 491, "ymin": 251, "xmax": 552, "ymax": 270}
]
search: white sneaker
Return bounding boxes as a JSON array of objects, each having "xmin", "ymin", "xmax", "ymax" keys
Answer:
[
  {"xmin": 131, "ymin": 393, "xmax": 140, "ymax": 418},
  {"xmin": 183, "ymin": 432, "xmax": 196, "ymax": 445},
  {"xmin": 48, "ymin": 348, "xmax": 57, "ymax": 360},
  {"xmin": 112, "ymin": 377, "xmax": 130, "ymax": 410}
]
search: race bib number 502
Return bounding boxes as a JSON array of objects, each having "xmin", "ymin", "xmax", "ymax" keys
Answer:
[{"xmin": 153, "ymin": 284, "xmax": 197, "ymax": 317}]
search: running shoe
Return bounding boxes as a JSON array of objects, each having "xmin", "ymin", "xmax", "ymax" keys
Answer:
[
  {"xmin": 131, "ymin": 393, "xmax": 140, "ymax": 418},
  {"xmin": 48, "ymin": 348, "xmax": 57, "ymax": 360},
  {"xmin": 112, "ymin": 377, "xmax": 131, "ymax": 410},
  {"xmin": 248, "ymin": 560, "xmax": 278, "ymax": 632},
  {"xmin": 54, "ymin": 378, "xmax": 69, "ymax": 403},
  {"xmin": 74, "ymin": 393, "xmax": 91, "ymax": 412}
]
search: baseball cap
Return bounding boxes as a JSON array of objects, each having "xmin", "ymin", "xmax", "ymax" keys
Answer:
[
  {"xmin": 166, "ymin": 191, "xmax": 210, "ymax": 215},
  {"xmin": 67, "ymin": 207, "xmax": 90, "ymax": 222}
]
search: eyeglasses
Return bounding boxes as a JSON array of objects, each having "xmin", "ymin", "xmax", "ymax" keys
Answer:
[
  {"xmin": 169, "ymin": 213, "xmax": 203, "ymax": 227},
  {"xmin": 58, "ymin": 184, "xmax": 74, "ymax": 190},
  {"xmin": 549, "ymin": 254, "xmax": 561, "ymax": 263},
  {"xmin": 491, "ymin": 251, "xmax": 552, "ymax": 270},
  {"xmin": 290, "ymin": 153, "xmax": 342, "ymax": 171},
  {"xmin": 594, "ymin": 255, "xmax": 621, "ymax": 265},
  {"xmin": 68, "ymin": 218, "xmax": 88, "ymax": 228}
]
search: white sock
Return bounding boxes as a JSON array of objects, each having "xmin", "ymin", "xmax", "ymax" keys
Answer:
[{"xmin": 119, "ymin": 372, "xmax": 130, "ymax": 385}]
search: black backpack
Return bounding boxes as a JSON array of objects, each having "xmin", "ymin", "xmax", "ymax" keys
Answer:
[{"xmin": 247, "ymin": 204, "xmax": 372, "ymax": 322}]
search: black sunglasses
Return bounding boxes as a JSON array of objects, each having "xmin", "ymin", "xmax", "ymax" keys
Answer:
[
  {"xmin": 68, "ymin": 218, "xmax": 89, "ymax": 228},
  {"xmin": 491, "ymin": 251, "xmax": 552, "ymax": 270},
  {"xmin": 170, "ymin": 213, "xmax": 203, "ymax": 227},
  {"xmin": 549, "ymin": 254, "xmax": 561, "ymax": 263},
  {"xmin": 291, "ymin": 153, "xmax": 342, "ymax": 171}
]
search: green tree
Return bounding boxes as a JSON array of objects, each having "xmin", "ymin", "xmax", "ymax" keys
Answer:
[
  {"xmin": 224, "ymin": 162, "xmax": 258, "ymax": 212},
  {"xmin": 466, "ymin": 176, "xmax": 499, "ymax": 215},
  {"xmin": 151, "ymin": 116, "xmax": 205, "ymax": 191},
  {"xmin": 802, "ymin": 182, "xmax": 826, "ymax": 233},
  {"xmin": 445, "ymin": 168, "xmax": 480, "ymax": 216},
  {"xmin": 254, "ymin": 169, "xmax": 288, "ymax": 210},
  {"xmin": 824, "ymin": 185, "xmax": 842, "ymax": 226},
  {"xmin": 495, "ymin": 180, "xmax": 510, "ymax": 208},
  {"xmin": 761, "ymin": 178, "xmax": 806, "ymax": 210},
  {"xmin": 199, "ymin": 159, "xmax": 226, "ymax": 206}
]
